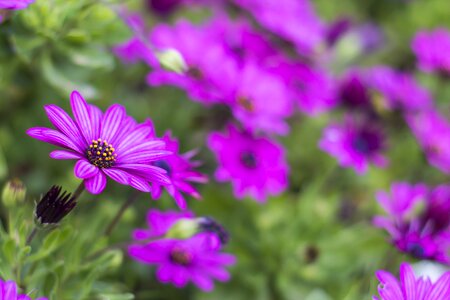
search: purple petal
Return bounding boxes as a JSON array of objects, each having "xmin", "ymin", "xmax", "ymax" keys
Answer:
[
  {"xmin": 100, "ymin": 104, "xmax": 125, "ymax": 145},
  {"xmin": 70, "ymin": 90, "xmax": 95, "ymax": 143},
  {"xmin": 50, "ymin": 150, "xmax": 83, "ymax": 160},
  {"xmin": 102, "ymin": 168, "xmax": 130, "ymax": 185},
  {"xmin": 3, "ymin": 280, "xmax": 18, "ymax": 299},
  {"xmin": 427, "ymin": 272, "xmax": 450, "ymax": 300},
  {"xmin": 74, "ymin": 159, "xmax": 99, "ymax": 179},
  {"xmin": 89, "ymin": 104, "xmax": 103, "ymax": 140},
  {"xmin": 118, "ymin": 140, "xmax": 166, "ymax": 157},
  {"xmin": 27, "ymin": 127, "xmax": 80, "ymax": 151},
  {"xmin": 115, "ymin": 124, "xmax": 153, "ymax": 151},
  {"xmin": 120, "ymin": 150, "xmax": 172, "ymax": 164},
  {"xmin": 400, "ymin": 263, "xmax": 417, "ymax": 300},
  {"xmin": 129, "ymin": 176, "xmax": 152, "ymax": 192},
  {"xmin": 84, "ymin": 172, "xmax": 107, "ymax": 194},
  {"xmin": 118, "ymin": 164, "xmax": 171, "ymax": 185},
  {"xmin": 44, "ymin": 105, "xmax": 85, "ymax": 152}
]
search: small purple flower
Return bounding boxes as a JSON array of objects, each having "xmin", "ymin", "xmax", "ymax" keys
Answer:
[
  {"xmin": 233, "ymin": 0, "xmax": 325, "ymax": 55},
  {"xmin": 374, "ymin": 182, "xmax": 450, "ymax": 264},
  {"xmin": 132, "ymin": 209, "xmax": 194, "ymax": 240},
  {"xmin": 319, "ymin": 115, "xmax": 387, "ymax": 174},
  {"xmin": 373, "ymin": 262, "xmax": 450, "ymax": 300},
  {"xmin": 128, "ymin": 233, "xmax": 236, "ymax": 291},
  {"xmin": 412, "ymin": 28, "xmax": 450, "ymax": 75},
  {"xmin": 27, "ymin": 91, "xmax": 171, "ymax": 195},
  {"xmin": 366, "ymin": 66, "xmax": 433, "ymax": 112},
  {"xmin": 208, "ymin": 125, "xmax": 289, "ymax": 202},
  {"xmin": 0, "ymin": 0, "xmax": 34, "ymax": 10},
  {"xmin": 407, "ymin": 110, "xmax": 450, "ymax": 174},
  {"xmin": 0, "ymin": 279, "xmax": 47, "ymax": 300},
  {"xmin": 151, "ymin": 132, "xmax": 208, "ymax": 210}
]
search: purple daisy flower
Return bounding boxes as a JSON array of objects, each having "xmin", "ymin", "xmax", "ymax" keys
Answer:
[
  {"xmin": 27, "ymin": 90, "xmax": 171, "ymax": 195},
  {"xmin": 150, "ymin": 132, "xmax": 208, "ymax": 210},
  {"xmin": 319, "ymin": 115, "xmax": 387, "ymax": 174},
  {"xmin": 0, "ymin": 0, "xmax": 34, "ymax": 10},
  {"xmin": 132, "ymin": 209, "xmax": 194, "ymax": 240},
  {"xmin": 374, "ymin": 262, "xmax": 450, "ymax": 300},
  {"xmin": 412, "ymin": 28, "xmax": 450, "ymax": 75},
  {"xmin": 366, "ymin": 66, "xmax": 433, "ymax": 112},
  {"xmin": 0, "ymin": 279, "xmax": 47, "ymax": 300},
  {"xmin": 207, "ymin": 124, "xmax": 289, "ymax": 202},
  {"xmin": 374, "ymin": 182, "xmax": 450, "ymax": 264},
  {"xmin": 128, "ymin": 233, "xmax": 236, "ymax": 291},
  {"xmin": 407, "ymin": 110, "xmax": 450, "ymax": 174}
]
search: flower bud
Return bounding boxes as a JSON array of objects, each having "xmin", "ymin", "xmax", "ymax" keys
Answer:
[
  {"xmin": 35, "ymin": 185, "xmax": 77, "ymax": 227},
  {"xmin": 155, "ymin": 49, "xmax": 187, "ymax": 74},
  {"xmin": 165, "ymin": 218, "xmax": 198, "ymax": 239},
  {"xmin": 2, "ymin": 178, "xmax": 26, "ymax": 207}
]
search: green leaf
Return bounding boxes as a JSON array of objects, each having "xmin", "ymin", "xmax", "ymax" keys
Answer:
[{"xmin": 2, "ymin": 238, "xmax": 15, "ymax": 264}]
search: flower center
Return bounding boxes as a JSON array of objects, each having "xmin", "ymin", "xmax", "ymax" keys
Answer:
[
  {"xmin": 352, "ymin": 130, "xmax": 381, "ymax": 154},
  {"xmin": 86, "ymin": 139, "xmax": 117, "ymax": 168},
  {"xmin": 237, "ymin": 96, "xmax": 254, "ymax": 112},
  {"xmin": 406, "ymin": 243, "xmax": 425, "ymax": 258},
  {"xmin": 187, "ymin": 66, "xmax": 203, "ymax": 80},
  {"xmin": 154, "ymin": 160, "xmax": 172, "ymax": 176},
  {"xmin": 170, "ymin": 247, "xmax": 193, "ymax": 266},
  {"xmin": 240, "ymin": 151, "xmax": 258, "ymax": 169}
]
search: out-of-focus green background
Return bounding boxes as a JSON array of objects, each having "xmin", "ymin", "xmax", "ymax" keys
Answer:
[{"xmin": 1, "ymin": 0, "xmax": 450, "ymax": 299}]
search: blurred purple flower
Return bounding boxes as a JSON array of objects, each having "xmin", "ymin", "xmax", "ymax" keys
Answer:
[
  {"xmin": 407, "ymin": 110, "xmax": 450, "ymax": 174},
  {"xmin": 128, "ymin": 233, "xmax": 236, "ymax": 291},
  {"xmin": 133, "ymin": 209, "xmax": 194, "ymax": 240},
  {"xmin": 0, "ymin": 279, "xmax": 47, "ymax": 300},
  {"xmin": 27, "ymin": 91, "xmax": 171, "ymax": 195},
  {"xmin": 0, "ymin": 0, "xmax": 34, "ymax": 9},
  {"xmin": 233, "ymin": 0, "xmax": 325, "ymax": 55},
  {"xmin": 147, "ymin": 20, "xmax": 236, "ymax": 104},
  {"xmin": 412, "ymin": 28, "xmax": 450, "ymax": 75},
  {"xmin": 146, "ymin": 0, "xmax": 182, "ymax": 16},
  {"xmin": 374, "ymin": 262, "xmax": 450, "ymax": 300},
  {"xmin": 366, "ymin": 66, "xmax": 433, "ymax": 112},
  {"xmin": 374, "ymin": 182, "xmax": 450, "ymax": 264},
  {"xmin": 319, "ymin": 115, "xmax": 387, "ymax": 174},
  {"xmin": 208, "ymin": 125, "xmax": 289, "ymax": 202},
  {"xmin": 338, "ymin": 70, "xmax": 371, "ymax": 109},
  {"xmin": 151, "ymin": 131, "xmax": 208, "ymax": 210}
]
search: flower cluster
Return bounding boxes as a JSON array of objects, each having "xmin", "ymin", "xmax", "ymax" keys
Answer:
[
  {"xmin": 128, "ymin": 209, "xmax": 235, "ymax": 291},
  {"xmin": 374, "ymin": 182, "xmax": 450, "ymax": 264}
]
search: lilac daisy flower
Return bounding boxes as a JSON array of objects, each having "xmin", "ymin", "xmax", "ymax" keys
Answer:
[
  {"xmin": 128, "ymin": 233, "xmax": 236, "ymax": 291},
  {"xmin": 366, "ymin": 66, "xmax": 433, "ymax": 112},
  {"xmin": 412, "ymin": 28, "xmax": 450, "ymax": 75},
  {"xmin": 0, "ymin": 279, "xmax": 47, "ymax": 300},
  {"xmin": 374, "ymin": 182, "xmax": 450, "ymax": 264},
  {"xmin": 374, "ymin": 262, "xmax": 450, "ymax": 300},
  {"xmin": 319, "ymin": 115, "xmax": 387, "ymax": 174},
  {"xmin": 407, "ymin": 110, "xmax": 450, "ymax": 174},
  {"xmin": 151, "ymin": 132, "xmax": 208, "ymax": 210},
  {"xmin": 0, "ymin": 0, "xmax": 34, "ymax": 10},
  {"xmin": 132, "ymin": 209, "xmax": 194, "ymax": 241},
  {"xmin": 27, "ymin": 90, "xmax": 171, "ymax": 195},
  {"xmin": 208, "ymin": 125, "xmax": 288, "ymax": 202}
]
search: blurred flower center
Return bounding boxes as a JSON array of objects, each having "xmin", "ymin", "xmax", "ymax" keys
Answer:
[
  {"xmin": 407, "ymin": 243, "xmax": 425, "ymax": 258},
  {"xmin": 240, "ymin": 151, "xmax": 258, "ymax": 169},
  {"xmin": 170, "ymin": 247, "xmax": 193, "ymax": 266},
  {"xmin": 237, "ymin": 96, "xmax": 254, "ymax": 112},
  {"xmin": 352, "ymin": 130, "xmax": 381, "ymax": 154},
  {"xmin": 86, "ymin": 138, "xmax": 117, "ymax": 168},
  {"xmin": 186, "ymin": 66, "xmax": 203, "ymax": 80},
  {"xmin": 154, "ymin": 160, "xmax": 172, "ymax": 176}
]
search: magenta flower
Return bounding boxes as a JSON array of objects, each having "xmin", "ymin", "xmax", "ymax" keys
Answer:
[
  {"xmin": 27, "ymin": 91, "xmax": 171, "ymax": 195},
  {"xmin": 374, "ymin": 182, "xmax": 450, "ymax": 264},
  {"xmin": 208, "ymin": 125, "xmax": 288, "ymax": 202},
  {"xmin": 0, "ymin": 279, "xmax": 47, "ymax": 300},
  {"xmin": 233, "ymin": 0, "xmax": 324, "ymax": 54},
  {"xmin": 151, "ymin": 132, "xmax": 208, "ymax": 210},
  {"xmin": 407, "ymin": 110, "xmax": 450, "ymax": 174},
  {"xmin": 366, "ymin": 66, "xmax": 432, "ymax": 112},
  {"xmin": 0, "ymin": 0, "xmax": 34, "ymax": 9},
  {"xmin": 132, "ymin": 209, "xmax": 194, "ymax": 241},
  {"xmin": 412, "ymin": 28, "xmax": 450, "ymax": 75},
  {"xmin": 128, "ymin": 233, "xmax": 236, "ymax": 291},
  {"xmin": 319, "ymin": 115, "xmax": 387, "ymax": 174},
  {"xmin": 374, "ymin": 262, "xmax": 450, "ymax": 300}
]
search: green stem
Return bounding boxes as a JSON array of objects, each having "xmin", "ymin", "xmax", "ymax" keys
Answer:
[
  {"xmin": 104, "ymin": 191, "xmax": 140, "ymax": 236},
  {"xmin": 72, "ymin": 181, "xmax": 85, "ymax": 201},
  {"xmin": 26, "ymin": 227, "xmax": 38, "ymax": 245}
]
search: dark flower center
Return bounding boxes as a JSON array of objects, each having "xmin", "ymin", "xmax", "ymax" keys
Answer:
[
  {"xmin": 154, "ymin": 160, "xmax": 172, "ymax": 176},
  {"xmin": 187, "ymin": 66, "xmax": 203, "ymax": 80},
  {"xmin": 352, "ymin": 130, "xmax": 381, "ymax": 154},
  {"xmin": 406, "ymin": 243, "xmax": 425, "ymax": 258},
  {"xmin": 237, "ymin": 96, "xmax": 254, "ymax": 112},
  {"xmin": 86, "ymin": 138, "xmax": 117, "ymax": 168},
  {"xmin": 170, "ymin": 247, "xmax": 193, "ymax": 266},
  {"xmin": 240, "ymin": 151, "xmax": 258, "ymax": 169}
]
